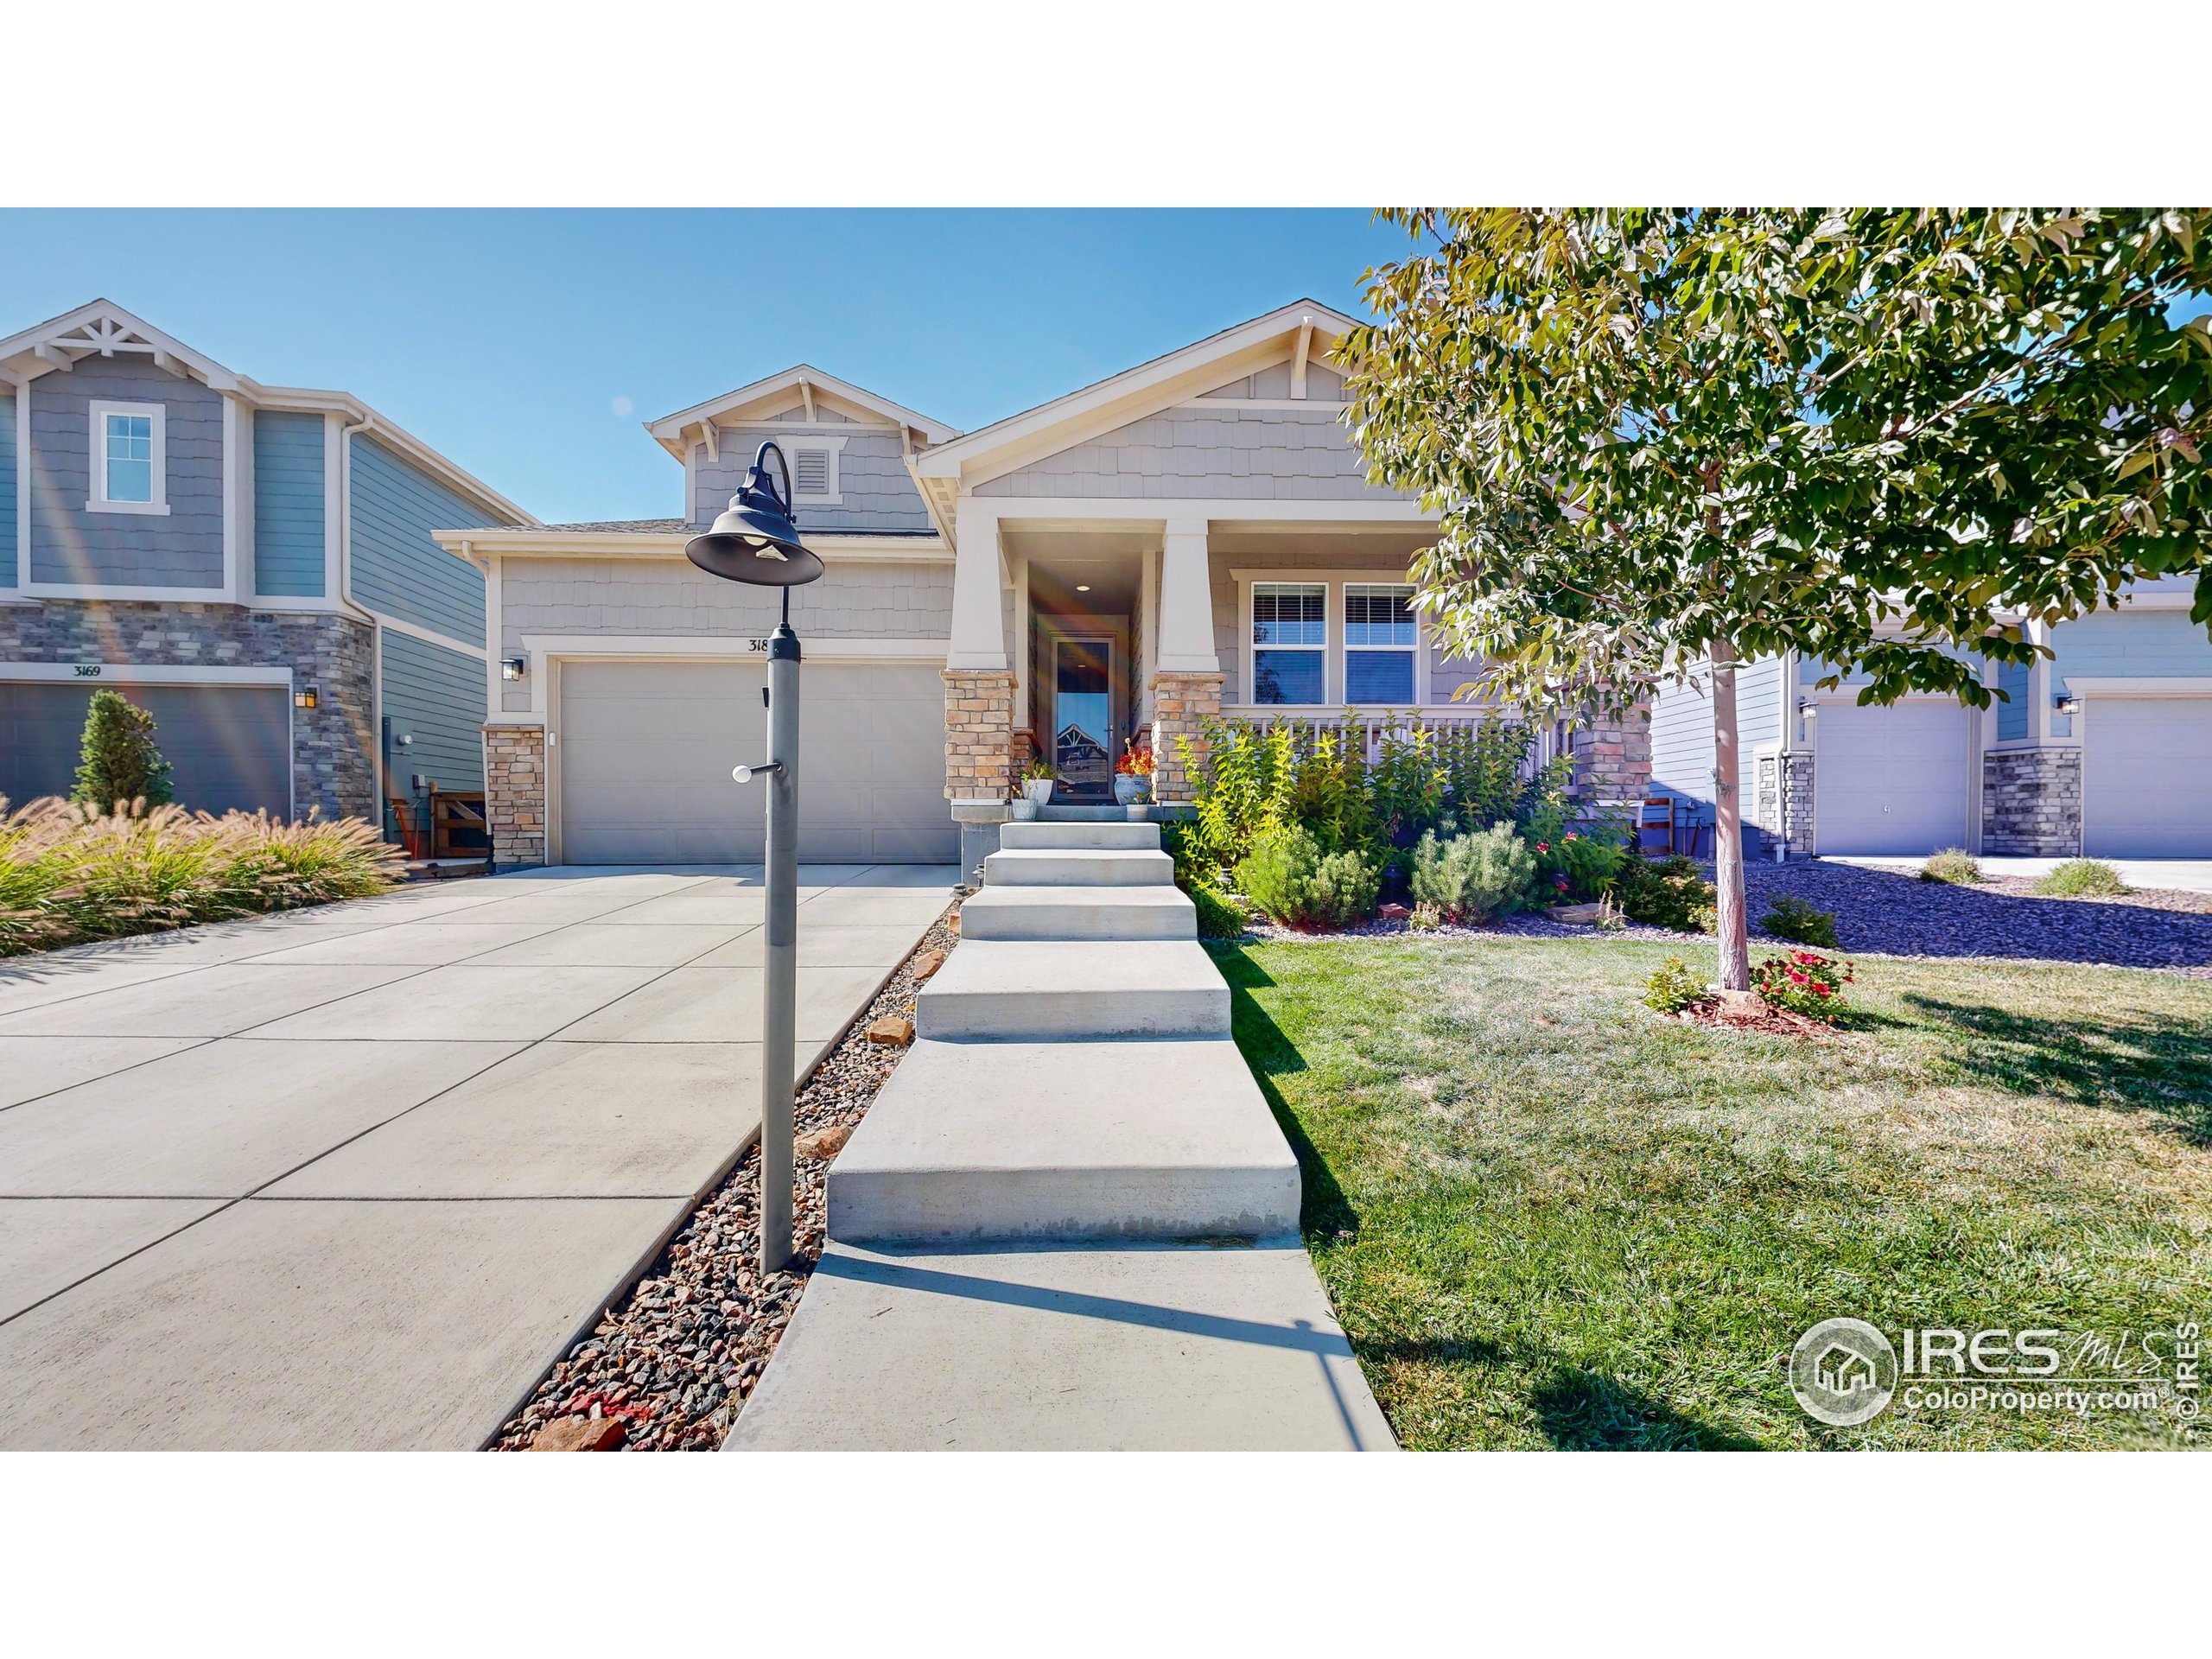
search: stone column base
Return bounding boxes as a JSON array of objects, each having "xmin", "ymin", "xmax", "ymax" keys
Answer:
[
  {"xmin": 484, "ymin": 725, "xmax": 547, "ymax": 869},
  {"xmin": 1753, "ymin": 751, "xmax": 1815, "ymax": 858},
  {"xmin": 1982, "ymin": 748, "xmax": 2082, "ymax": 855},
  {"xmin": 1149, "ymin": 670, "xmax": 1224, "ymax": 804},
  {"xmin": 1571, "ymin": 704, "xmax": 1652, "ymax": 810},
  {"xmin": 944, "ymin": 670, "xmax": 1016, "ymax": 802}
]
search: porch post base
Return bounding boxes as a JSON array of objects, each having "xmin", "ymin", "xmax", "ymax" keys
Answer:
[
  {"xmin": 483, "ymin": 724, "xmax": 548, "ymax": 871},
  {"xmin": 944, "ymin": 669, "xmax": 1017, "ymax": 803},
  {"xmin": 1148, "ymin": 670, "xmax": 1224, "ymax": 805}
]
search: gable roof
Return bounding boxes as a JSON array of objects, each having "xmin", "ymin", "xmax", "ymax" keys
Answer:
[
  {"xmin": 645, "ymin": 363, "xmax": 960, "ymax": 460},
  {"xmin": 0, "ymin": 298, "xmax": 537, "ymax": 527},
  {"xmin": 908, "ymin": 299, "xmax": 1363, "ymax": 518}
]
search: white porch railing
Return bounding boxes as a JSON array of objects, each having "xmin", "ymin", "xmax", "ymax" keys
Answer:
[{"xmin": 1215, "ymin": 706, "xmax": 1574, "ymax": 781}]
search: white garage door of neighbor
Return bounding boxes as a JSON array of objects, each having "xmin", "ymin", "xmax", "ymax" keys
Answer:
[
  {"xmin": 2084, "ymin": 697, "xmax": 2212, "ymax": 858},
  {"xmin": 559, "ymin": 658, "xmax": 956, "ymax": 865},
  {"xmin": 1815, "ymin": 699, "xmax": 1973, "ymax": 856}
]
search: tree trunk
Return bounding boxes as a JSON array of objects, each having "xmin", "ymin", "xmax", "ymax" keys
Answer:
[{"xmin": 1710, "ymin": 637, "xmax": 1751, "ymax": 991}]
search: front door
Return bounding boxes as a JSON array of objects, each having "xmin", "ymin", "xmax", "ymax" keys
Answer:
[{"xmin": 1052, "ymin": 636, "xmax": 1115, "ymax": 800}]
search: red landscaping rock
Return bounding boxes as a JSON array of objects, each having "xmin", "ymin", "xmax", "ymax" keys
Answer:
[
  {"xmin": 531, "ymin": 1415, "xmax": 626, "ymax": 1452},
  {"xmin": 796, "ymin": 1124, "xmax": 853, "ymax": 1161},
  {"xmin": 866, "ymin": 1015, "xmax": 915, "ymax": 1047},
  {"xmin": 912, "ymin": 948, "xmax": 947, "ymax": 982},
  {"xmin": 1377, "ymin": 904, "xmax": 1411, "ymax": 921}
]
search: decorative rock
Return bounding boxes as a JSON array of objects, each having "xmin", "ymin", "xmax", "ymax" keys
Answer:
[
  {"xmin": 1552, "ymin": 902, "xmax": 1605, "ymax": 925},
  {"xmin": 1377, "ymin": 904, "xmax": 1411, "ymax": 921},
  {"xmin": 912, "ymin": 948, "xmax": 946, "ymax": 982},
  {"xmin": 531, "ymin": 1415, "xmax": 626, "ymax": 1452},
  {"xmin": 1716, "ymin": 988, "xmax": 1765, "ymax": 1017},
  {"xmin": 866, "ymin": 1015, "xmax": 915, "ymax": 1047},
  {"xmin": 796, "ymin": 1124, "xmax": 853, "ymax": 1160}
]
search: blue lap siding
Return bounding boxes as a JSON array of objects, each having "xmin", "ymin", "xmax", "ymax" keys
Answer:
[
  {"xmin": 252, "ymin": 410, "xmax": 326, "ymax": 597},
  {"xmin": 0, "ymin": 391, "xmax": 16, "ymax": 587},
  {"xmin": 380, "ymin": 630, "xmax": 486, "ymax": 794},
  {"xmin": 348, "ymin": 432, "xmax": 496, "ymax": 644}
]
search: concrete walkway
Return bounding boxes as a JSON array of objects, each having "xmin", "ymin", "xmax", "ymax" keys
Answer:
[
  {"xmin": 0, "ymin": 862, "xmax": 955, "ymax": 1450},
  {"xmin": 1825, "ymin": 855, "xmax": 2212, "ymax": 893},
  {"xmin": 728, "ymin": 819, "xmax": 1395, "ymax": 1451}
]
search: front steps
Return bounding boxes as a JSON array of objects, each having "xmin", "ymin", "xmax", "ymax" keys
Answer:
[{"xmin": 728, "ymin": 816, "xmax": 1395, "ymax": 1451}]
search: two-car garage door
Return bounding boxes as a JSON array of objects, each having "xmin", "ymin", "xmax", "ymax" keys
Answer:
[{"xmin": 557, "ymin": 658, "xmax": 956, "ymax": 865}]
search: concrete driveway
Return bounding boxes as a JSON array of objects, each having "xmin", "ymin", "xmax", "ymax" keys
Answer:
[
  {"xmin": 1825, "ymin": 855, "xmax": 2212, "ymax": 894},
  {"xmin": 0, "ymin": 862, "xmax": 956, "ymax": 1450}
]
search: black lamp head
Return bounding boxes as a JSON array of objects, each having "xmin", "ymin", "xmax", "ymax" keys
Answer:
[{"xmin": 684, "ymin": 441, "xmax": 824, "ymax": 587}]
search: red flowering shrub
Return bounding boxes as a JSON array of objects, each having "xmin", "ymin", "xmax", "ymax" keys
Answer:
[{"xmin": 1751, "ymin": 950, "xmax": 1853, "ymax": 1020}]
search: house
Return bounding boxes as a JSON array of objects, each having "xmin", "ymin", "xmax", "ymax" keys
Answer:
[
  {"xmin": 0, "ymin": 300, "xmax": 529, "ymax": 835},
  {"xmin": 1649, "ymin": 587, "xmax": 2212, "ymax": 859},
  {"xmin": 438, "ymin": 302, "xmax": 1650, "ymax": 870}
]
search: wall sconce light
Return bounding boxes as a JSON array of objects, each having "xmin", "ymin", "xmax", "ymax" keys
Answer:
[
  {"xmin": 1796, "ymin": 699, "xmax": 1816, "ymax": 719},
  {"xmin": 2053, "ymin": 692, "xmax": 2081, "ymax": 715},
  {"xmin": 501, "ymin": 656, "xmax": 528, "ymax": 681},
  {"xmin": 293, "ymin": 686, "xmax": 318, "ymax": 709}
]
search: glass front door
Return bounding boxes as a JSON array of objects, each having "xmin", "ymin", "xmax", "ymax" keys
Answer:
[{"xmin": 1052, "ymin": 637, "xmax": 1113, "ymax": 798}]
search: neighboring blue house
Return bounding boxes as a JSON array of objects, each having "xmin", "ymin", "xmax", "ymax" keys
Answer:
[
  {"xmin": 1648, "ymin": 582, "xmax": 2212, "ymax": 859},
  {"xmin": 0, "ymin": 300, "xmax": 532, "ymax": 832}
]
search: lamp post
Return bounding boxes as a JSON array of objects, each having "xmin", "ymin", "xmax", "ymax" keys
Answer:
[{"xmin": 684, "ymin": 442, "xmax": 824, "ymax": 1274}]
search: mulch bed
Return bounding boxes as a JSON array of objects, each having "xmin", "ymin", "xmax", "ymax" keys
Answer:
[
  {"xmin": 1669, "ymin": 994, "xmax": 1838, "ymax": 1039},
  {"xmin": 488, "ymin": 903, "xmax": 960, "ymax": 1452}
]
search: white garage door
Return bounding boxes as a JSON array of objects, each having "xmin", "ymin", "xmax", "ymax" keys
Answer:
[
  {"xmin": 2084, "ymin": 697, "xmax": 2212, "ymax": 857},
  {"xmin": 558, "ymin": 658, "xmax": 955, "ymax": 865},
  {"xmin": 1815, "ymin": 700, "xmax": 1973, "ymax": 855}
]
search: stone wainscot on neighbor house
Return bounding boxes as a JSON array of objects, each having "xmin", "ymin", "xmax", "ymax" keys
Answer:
[
  {"xmin": 0, "ymin": 300, "xmax": 530, "ymax": 830},
  {"xmin": 439, "ymin": 301, "xmax": 1649, "ymax": 872}
]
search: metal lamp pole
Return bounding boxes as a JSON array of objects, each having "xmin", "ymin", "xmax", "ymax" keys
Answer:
[{"xmin": 683, "ymin": 442, "xmax": 824, "ymax": 1275}]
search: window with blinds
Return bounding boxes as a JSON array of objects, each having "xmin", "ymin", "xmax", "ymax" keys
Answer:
[
  {"xmin": 1253, "ymin": 582, "xmax": 1325, "ymax": 705},
  {"xmin": 1344, "ymin": 583, "xmax": 1417, "ymax": 704}
]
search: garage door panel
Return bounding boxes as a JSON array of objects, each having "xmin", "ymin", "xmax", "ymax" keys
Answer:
[
  {"xmin": 0, "ymin": 680, "xmax": 290, "ymax": 818},
  {"xmin": 1816, "ymin": 701, "xmax": 1971, "ymax": 856},
  {"xmin": 559, "ymin": 658, "xmax": 950, "ymax": 865},
  {"xmin": 2085, "ymin": 698, "xmax": 2212, "ymax": 857}
]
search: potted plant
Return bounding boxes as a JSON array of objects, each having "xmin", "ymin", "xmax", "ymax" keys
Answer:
[
  {"xmin": 1008, "ymin": 787, "xmax": 1039, "ymax": 822},
  {"xmin": 1018, "ymin": 757, "xmax": 1056, "ymax": 807},
  {"xmin": 1113, "ymin": 738, "xmax": 1154, "ymax": 815}
]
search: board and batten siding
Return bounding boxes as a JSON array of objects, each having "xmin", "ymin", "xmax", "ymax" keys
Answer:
[
  {"xmin": 0, "ymin": 390, "xmax": 16, "ymax": 587},
  {"xmin": 975, "ymin": 400, "xmax": 1406, "ymax": 504},
  {"xmin": 348, "ymin": 432, "xmax": 494, "ymax": 645},
  {"xmin": 380, "ymin": 630, "xmax": 487, "ymax": 794},
  {"xmin": 690, "ymin": 411, "xmax": 933, "ymax": 534},
  {"xmin": 26, "ymin": 357, "xmax": 226, "ymax": 589},
  {"xmin": 252, "ymin": 410, "xmax": 326, "ymax": 598}
]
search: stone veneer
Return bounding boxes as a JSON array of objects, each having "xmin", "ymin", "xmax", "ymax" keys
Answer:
[
  {"xmin": 1570, "ymin": 705, "xmax": 1653, "ymax": 810},
  {"xmin": 484, "ymin": 725, "xmax": 547, "ymax": 869},
  {"xmin": 1148, "ymin": 670, "xmax": 1224, "ymax": 804},
  {"xmin": 1982, "ymin": 748, "xmax": 2082, "ymax": 855},
  {"xmin": 0, "ymin": 599, "xmax": 375, "ymax": 821},
  {"xmin": 1753, "ymin": 751, "xmax": 1816, "ymax": 857},
  {"xmin": 943, "ymin": 670, "xmax": 1016, "ymax": 801}
]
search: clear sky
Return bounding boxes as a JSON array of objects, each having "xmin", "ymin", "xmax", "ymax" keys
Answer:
[{"xmin": 0, "ymin": 209, "xmax": 1414, "ymax": 525}]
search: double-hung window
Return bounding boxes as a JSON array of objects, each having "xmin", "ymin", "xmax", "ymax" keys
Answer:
[
  {"xmin": 1251, "ymin": 582, "xmax": 1325, "ymax": 705},
  {"xmin": 88, "ymin": 401, "xmax": 168, "ymax": 515},
  {"xmin": 1344, "ymin": 583, "xmax": 1418, "ymax": 704}
]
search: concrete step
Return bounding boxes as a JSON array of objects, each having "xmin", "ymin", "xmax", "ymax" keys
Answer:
[
  {"xmin": 829, "ymin": 1037, "xmax": 1298, "ymax": 1243},
  {"xmin": 724, "ymin": 1240, "xmax": 1395, "ymax": 1451},
  {"xmin": 982, "ymin": 848, "xmax": 1173, "ymax": 888},
  {"xmin": 918, "ymin": 940, "xmax": 1228, "ymax": 1039},
  {"xmin": 1037, "ymin": 804, "xmax": 1128, "ymax": 822},
  {"xmin": 999, "ymin": 820, "xmax": 1161, "ymax": 852},
  {"xmin": 959, "ymin": 885, "xmax": 1195, "ymax": 942}
]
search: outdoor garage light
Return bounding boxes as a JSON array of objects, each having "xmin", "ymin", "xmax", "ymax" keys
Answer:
[
  {"xmin": 684, "ymin": 441, "xmax": 822, "ymax": 1275},
  {"xmin": 2053, "ymin": 692, "xmax": 2082, "ymax": 715},
  {"xmin": 293, "ymin": 685, "xmax": 318, "ymax": 709},
  {"xmin": 501, "ymin": 656, "xmax": 527, "ymax": 681}
]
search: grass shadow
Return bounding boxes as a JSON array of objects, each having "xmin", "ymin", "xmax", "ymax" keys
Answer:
[
  {"xmin": 1210, "ymin": 939, "xmax": 1359, "ymax": 1239},
  {"xmin": 1530, "ymin": 1368, "xmax": 1764, "ymax": 1451},
  {"xmin": 1903, "ymin": 994, "xmax": 2212, "ymax": 1145}
]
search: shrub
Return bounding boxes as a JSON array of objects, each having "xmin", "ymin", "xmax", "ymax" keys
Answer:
[
  {"xmin": 1919, "ymin": 848, "xmax": 1982, "ymax": 885},
  {"xmin": 1612, "ymin": 853, "xmax": 1718, "ymax": 933},
  {"xmin": 2034, "ymin": 859, "xmax": 2130, "ymax": 898},
  {"xmin": 0, "ymin": 798, "xmax": 403, "ymax": 957},
  {"xmin": 1408, "ymin": 901, "xmax": 1445, "ymax": 931},
  {"xmin": 1761, "ymin": 895, "xmax": 1839, "ymax": 950},
  {"xmin": 1752, "ymin": 950, "xmax": 1853, "ymax": 1020},
  {"xmin": 1408, "ymin": 822, "xmax": 1537, "ymax": 922},
  {"xmin": 72, "ymin": 690, "xmax": 173, "ymax": 810},
  {"xmin": 1643, "ymin": 956, "xmax": 1707, "ymax": 1014},
  {"xmin": 1189, "ymin": 883, "xmax": 1247, "ymax": 941},
  {"xmin": 1235, "ymin": 824, "xmax": 1380, "ymax": 929}
]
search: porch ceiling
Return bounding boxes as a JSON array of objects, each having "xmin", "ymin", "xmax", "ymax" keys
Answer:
[{"xmin": 1009, "ymin": 530, "xmax": 1148, "ymax": 618}]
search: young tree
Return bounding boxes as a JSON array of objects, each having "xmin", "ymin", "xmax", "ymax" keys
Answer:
[
  {"xmin": 1342, "ymin": 208, "xmax": 2210, "ymax": 988},
  {"xmin": 72, "ymin": 688, "xmax": 175, "ymax": 811}
]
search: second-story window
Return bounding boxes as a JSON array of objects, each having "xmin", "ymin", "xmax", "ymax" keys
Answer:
[
  {"xmin": 1252, "ymin": 582, "xmax": 1325, "ymax": 705},
  {"xmin": 1344, "ymin": 583, "xmax": 1418, "ymax": 704},
  {"xmin": 88, "ymin": 401, "xmax": 168, "ymax": 514}
]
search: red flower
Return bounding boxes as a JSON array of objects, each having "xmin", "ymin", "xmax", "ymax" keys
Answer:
[
  {"xmin": 1787, "ymin": 969, "xmax": 1808, "ymax": 984},
  {"xmin": 1564, "ymin": 832, "xmax": 1579, "ymax": 842},
  {"xmin": 1815, "ymin": 984, "xmax": 1831, "ymax": 997},
  {"xmin": 1535, "ymin": 842, "xmax": 1549, "ymax": 854}
]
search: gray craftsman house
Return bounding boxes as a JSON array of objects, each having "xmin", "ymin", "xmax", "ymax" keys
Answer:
[{"xmin": 0, "ymin": 300, "xmax": 530, "ymax": 835}]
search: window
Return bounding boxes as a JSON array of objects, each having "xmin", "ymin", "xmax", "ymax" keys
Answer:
[
  {"xmin": 1344, "ymin": 583, "xmax": 1418, "ymax": 704},
  {"xmin": 1252, "ymin": 582, "xmax": 1325, "ymax": 705},
  {"xmin": 87, "ymin": 401, "xmax": 168, "ymax": 515}
]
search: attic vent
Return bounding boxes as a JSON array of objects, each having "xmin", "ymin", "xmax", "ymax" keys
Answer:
[{"xmin": 793, "ymin": 448, "xmax": 831, "ymax": 495}]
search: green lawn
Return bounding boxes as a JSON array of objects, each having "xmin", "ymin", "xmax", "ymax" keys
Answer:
[{"xmin": 1214, "ymin": 936, "xmax": 2212, "ymax": 1450}]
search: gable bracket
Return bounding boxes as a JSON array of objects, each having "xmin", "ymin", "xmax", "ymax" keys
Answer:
[{"xmin": 1290, "ymin": 317, "xmax": 1313, "ymax": 401}]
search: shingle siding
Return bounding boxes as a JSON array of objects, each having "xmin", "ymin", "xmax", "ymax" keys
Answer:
[
  {"xmin": 252, "ymin": 410, "xmax": 326, "ymax": 598},
  {"xmin": 380, "ymin": 629, "xmax": 486, "ymax": 794},
  {"xmin": 26, "ymin": 358, "xmax": 226, "ymax": 588},
  {"xmin": 348, "ymin": 432, "xmax": 493, "ymax": 642},
  {"xmin": 976, "ymin": 403, "xmax": 1404, "ymax": 503},
  {"xmin": 691, "ymin": 420, "xmax": 931, "ymax": 533}
]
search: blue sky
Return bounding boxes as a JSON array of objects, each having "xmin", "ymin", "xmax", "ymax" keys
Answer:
[{"xmin": 0, "ymin": 210, "xmax": 1413, "ymax": 524}]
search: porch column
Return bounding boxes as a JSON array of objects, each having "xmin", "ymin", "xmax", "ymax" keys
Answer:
[
  {"xmin": 943, "ymin": 497, "xmax": 1015, "ymax": 809},
  {"xmin": 1149, "ymin": 518, "xmax": 1224, "ymax": 804}
]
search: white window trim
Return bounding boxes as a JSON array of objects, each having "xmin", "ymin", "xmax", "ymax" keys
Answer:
[
  {"xmin": 774, "ymin": 433, "xmax": 848, "ymax": 505},
  {"xmin": 1249, "ymin": 580, "xmax": 1328, "ymax": 709},
  {"xmin": 1343, "ymin": 581, "xmax": 1421, "ymax": 707},
  {"xmin": 86, "ymin": 399, "xmax": 170, "ymax": 516},
  {"xmin": 1234, "ymin": 569, "xmax": 1443, "ymax": 710}
]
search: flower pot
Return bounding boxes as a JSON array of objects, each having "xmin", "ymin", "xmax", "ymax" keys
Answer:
[
  {"xmin": 1009, "ymin": 797, "xmax": 1039, "ymax": 821},
  {"xmin": 1021, "ymin": 779, "xmax": 1054, "ymax": 805},
  {"xmin": 1112, "ymin": 774, "xmax": 1149, "ymax": 808}
]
